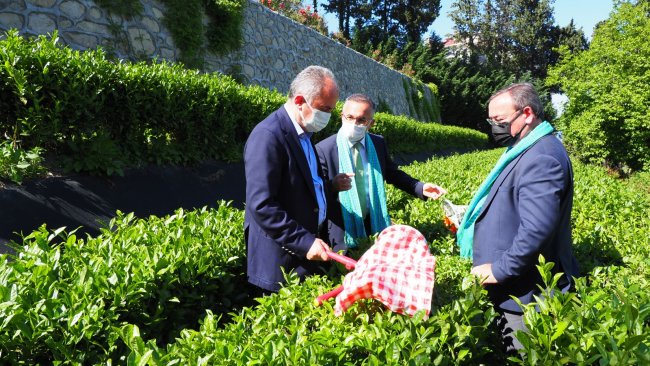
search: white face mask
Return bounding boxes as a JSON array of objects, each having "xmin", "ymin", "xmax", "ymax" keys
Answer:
[
  {"xmin": 301, "ymin": 100, "xmax": 331, "ymax": 133},
  {"xmin": 340, "ymin": 122, "xmax": 367, "ymax": 143}
]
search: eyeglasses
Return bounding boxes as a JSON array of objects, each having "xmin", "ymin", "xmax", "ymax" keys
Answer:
[
  {"xmin": 486, "ymin": 110, "xmax": 522, "ymax": 126},
  {"xmin": 342, "ymin": 114, "xmax": 372, "ymax": 126}
]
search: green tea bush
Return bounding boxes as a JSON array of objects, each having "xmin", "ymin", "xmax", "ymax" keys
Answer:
[
  {"xmin": 0, "ymin": 202, "xmax": 246, "ymax": 364},
  {"xmin": 0, "ymin": 30, "xmax": 484, "ymax": 177},
  {"xmin": 129, "ymin": 274, "xmax": 500, "ymax": 365},
  {"xmin": 392, "ymin": 149, "xmax": 650, "ymax": 363},
  {"xmin": 2, "ymin": 149, "xmax": 648, "ymax": 363},
  {"xmin": 0, "ymin": 140, "xmax": 45, "ymax": 184},
  {"xmin": 0, "ymin": 30, "xmax": 285, "ymax": 175},
  {"xmin": 115, "ymin": 149, "xmax": 648, "ymax": 364}
]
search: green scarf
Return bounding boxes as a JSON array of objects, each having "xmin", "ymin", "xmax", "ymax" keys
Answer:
[
  {"xmin": 337, "ymin": 131, "xmax": 390, "ymax": 248},
  {"xmin": 456, "ymin": 121, "xmax": 555, "ymax": 258}
]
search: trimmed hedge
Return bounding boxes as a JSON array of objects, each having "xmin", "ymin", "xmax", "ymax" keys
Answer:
[
  {"xmin": 0, "ymin": 203, "xmax": 246, "ymax": 364},
  {"xmin": 0, "ymin": 30, "xmax": 486, "ymax": 177},
  {"xmin": 2, "ymin": 149, "xmax": 647, "ymax": 364}
]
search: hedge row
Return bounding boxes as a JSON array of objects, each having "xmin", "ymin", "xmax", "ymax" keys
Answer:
[
  {"xmin": 0, "ymin": 203, "xmax": 247, "ymax": 364},
  {"xmin": 2, "ymin": 149, "xmax": 647, "ymax": 364},
  {"xmin": 144, "ymin": 150, "xmax": 649, "ymax": 365},
  {"xmin": 0, "ymin": 30, "xmax": 486, "ymax": 177}
]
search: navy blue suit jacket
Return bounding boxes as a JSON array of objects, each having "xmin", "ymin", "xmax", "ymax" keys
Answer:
[
  {"xmin": 244, "ymin": 106, "xmax": 327, "ymax": 292},
  {"xmin": 473, "ymin": 134, "xmax": 579, "ymax": 313},
  {"xmin": 315, "ymin": 133, "xmax": 425, "ymax": 250}
]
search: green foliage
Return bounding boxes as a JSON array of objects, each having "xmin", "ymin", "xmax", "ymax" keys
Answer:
[
  {"xmin": 94, "ymin": 0, "xmax": 144, "ymax": 17},
  {"xmin": 0, "ymin": 202, "xmax": 247, "ymax": 363},
  {"xmin": 2, "ymin": 148, "xmax": 649, "ymax": 363},
  {"xmin": 95, "ymin": 0, "xmax": 245, "ymax": 68},
  {"xmin": 449, "ymin": 0, "xmax": 587, "ymax": 80},
  {"xmin": 0, "ymin": 140, "xmax": 45, "ymax": 184},
  {"xmin": 547, "ymin": 1, "xmax": 650, "ymax": 172},
  {"xmin": 0, "ymin": 30, "xmax": 285, "ymax": 175},
  {"xmin": 145, "ymin": 273, "xmax": 498, "ymax": 364},
  {"xmin": 510, "ymin": 257, "xmax": 650, "ymax": 365},
  {"xmin": 159, "ymin": 0, "xmax": 246, "ymax": 68},
  {"xmin": 205, "ymin": 0, "xmax": 248, "ymax": 53},
  {"xmin": 0, "ymin": 31, "xmax": 482, "ymax": 177},
  {"xmin": 261, "ymin": 0, "xmax": 328, "ymax": 35},
  {"xmin": 400, "ymin": 78, "xmax": 441, "ymax": 122},
  {"xmin": 370, "ymin": 112, "xmax": 488, "ymax": 154}
]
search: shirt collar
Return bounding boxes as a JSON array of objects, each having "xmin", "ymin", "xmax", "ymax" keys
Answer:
[{"xmin": 285, "ymin": 104, "xmax": 312, "ymax": 139}]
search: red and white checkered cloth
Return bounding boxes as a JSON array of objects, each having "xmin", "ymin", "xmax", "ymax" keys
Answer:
[{"xmin": 334, "ymin": 225, "xmax": 436, "ymax": 317}]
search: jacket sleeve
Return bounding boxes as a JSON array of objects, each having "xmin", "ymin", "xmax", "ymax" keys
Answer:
[
  {"xmin": 244, "ymin": 126, "xmax": 315, "ymax": 256},
  {"xmin": 491, "ymin": 154, "xmax": 567, "ymax": 282},
  {"xmin": 377, "ymin": 136, "xmax": 425, "ymax": 199}
]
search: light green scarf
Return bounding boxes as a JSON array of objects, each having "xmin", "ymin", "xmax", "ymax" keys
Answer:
[
  {"xmin": 337, "ymin": 131, "xmax": 390, "ymax": 248},
  {"xmin": 456, "ymin": 121, "xmax": 555, "ymax": 258}
]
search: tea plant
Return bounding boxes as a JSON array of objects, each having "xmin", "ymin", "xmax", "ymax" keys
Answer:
[
  {"xmin": 0, "ymin": 140, "xmax": 45, "ymax": 184},
  {"xmin": 0, "ymin": 31, "xmax": 483, "ymax": 178},
  {"xmin": 0, "ymin": 202, "xmax": 247, "ymax": 363}
]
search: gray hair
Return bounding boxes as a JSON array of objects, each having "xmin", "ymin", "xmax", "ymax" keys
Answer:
[
  {"xmin": 289, "ymin": 65, "xmax": 338, "ymax": 102},
  {"xmin": 345, "ymin": 93, "xmax": 376, "ymax": 111},
  {"xmin": 489, "ymin": 83, "xmax": 544, "ymax": 119}
]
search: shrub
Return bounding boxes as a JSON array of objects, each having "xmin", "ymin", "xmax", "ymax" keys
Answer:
[
  {"xmin": 0, "ymin": 202, "xmax": 246, "ymax": 363},
  {"xmin": 0, "ymin": 31, "xmax": 481, "ymax": 177},
  {"xmin": 547, "ymin": 1, "xmax": 650, "ymax": 172}
]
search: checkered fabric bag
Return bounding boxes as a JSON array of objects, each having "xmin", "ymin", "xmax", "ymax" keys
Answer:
[{"xmin": 334, "ymin": 225, "xmax": 436, "ymax": 317}]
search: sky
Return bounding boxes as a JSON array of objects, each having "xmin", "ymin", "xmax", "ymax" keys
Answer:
[{"xmin": 322, "ymin": 0, "xmax": 615, "ymax": 41}]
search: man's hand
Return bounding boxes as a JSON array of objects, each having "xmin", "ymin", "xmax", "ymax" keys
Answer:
[
  {"xmin": 422, "ymin": 183, "xmax": 447, "ymax": 200},
  {"xmin": 471, "ymin": 263, "xmax": 498, "ymax": 285},
  {"xmin": 332, "ymin": 173, "xmax": 355, "ymax": 192},
  {"xmin": 306, "ymin": 238, "xmax": 331, "ymax": 261}
]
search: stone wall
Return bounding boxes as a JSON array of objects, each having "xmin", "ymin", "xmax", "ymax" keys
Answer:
[{"xmin": 0, "ymin": 0, "xmax": 437, "ymax": 120}]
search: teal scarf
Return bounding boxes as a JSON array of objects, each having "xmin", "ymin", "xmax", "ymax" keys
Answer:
[
  {"xmin": 337, "ymin": 131, "xmax": 391, "ymax": 248},
  {"xmin": 456, "ymin": 121, "xmax": 555, "ymax": 258}
]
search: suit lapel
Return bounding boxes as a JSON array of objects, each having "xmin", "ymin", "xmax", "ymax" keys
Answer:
[
  {"xmin": 278, "ymin": 108, "xmax": 317, "ymax": 200},
  {"xmin": 476, "ymin": 152, "xmax": 526, "ymax": 220}
]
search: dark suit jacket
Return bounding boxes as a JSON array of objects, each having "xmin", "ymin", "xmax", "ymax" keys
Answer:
[
  {"xmin": 244, "ymin": 106, "xmax": 327, "ymax": 292},
  {"xmin": 473, "ymin": 134, "xmax": 580, "ymax": 313},
  {"xmin": 315, "ymin": 133, "xmax": 425, "ymax": 250}
]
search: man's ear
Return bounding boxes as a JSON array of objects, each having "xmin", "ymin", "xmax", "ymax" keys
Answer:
[
  {"xmin": 523, "ymin": 106, "xmax": 534, "ymax": 124},
  {"xmin": 368, "ymin": 118, "xmax": 376, "ymax": 130},
  {"xmin": 293, "ymin": 95, "xmax": 305, "ymax": 106}
]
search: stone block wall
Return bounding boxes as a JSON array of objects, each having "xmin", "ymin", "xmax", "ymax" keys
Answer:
[{"xmin": 0, "ymin": 0, "xmax": 437, "ymax": 120}]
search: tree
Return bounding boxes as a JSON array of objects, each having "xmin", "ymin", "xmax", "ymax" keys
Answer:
[
  {"xmin": 391, "ymin": 0, "xmax": 442, "ymax": 43},
  {"xmin": 449, "ymin": 0, "xmax": 563, "ymax": 79},
  {"xmin": 547, "ymin": 0, "xmax": 650, "ymax": 171}
]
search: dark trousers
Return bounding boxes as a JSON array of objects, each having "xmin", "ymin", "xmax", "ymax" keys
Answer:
[{"xmin": 497, "ymin": 310, "xmax": 527, "ymax": 352}]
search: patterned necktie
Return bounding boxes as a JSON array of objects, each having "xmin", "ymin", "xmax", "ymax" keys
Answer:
[{"xmin": 353, "ymin": 142, "xmax": 368, "ymax": 218}]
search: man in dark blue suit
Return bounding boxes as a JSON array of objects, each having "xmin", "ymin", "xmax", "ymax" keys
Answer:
[
  {"xmin": 463, "ymin": 83, "xmax": 579, "ymax": 351},
  {"xmin": 316, "ymin": 94, "xmax": 446, "ymax": 251},
  {"xmin": 244, "ymin": 66, "xmax": 339, "ymax": 294}
]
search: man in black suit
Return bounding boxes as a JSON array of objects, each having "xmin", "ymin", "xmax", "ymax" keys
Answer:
[
  {"xmin": 315, "ymin": 94, "xmax": 446, "ymax": 251},
  {"xmin": 244, "ymin": 66, "xmax": 338, "ymax": 294}
]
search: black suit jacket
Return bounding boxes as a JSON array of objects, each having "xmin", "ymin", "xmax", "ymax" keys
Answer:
[
  {"xmin": 244, "ymin": 106, "xmax": 327, "ymax": 292},
  {"xmin": 315, "ymin": 133, "xmax": 425, "ymax": 250},
  {"xmin": 473, "ymin": 134, "xmax": 580, "ymax": 312}
]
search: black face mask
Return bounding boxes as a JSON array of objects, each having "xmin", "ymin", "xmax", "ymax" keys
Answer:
[{"xmin": 491, "ymin": 121, "xmax": 526, "ymax": 147}]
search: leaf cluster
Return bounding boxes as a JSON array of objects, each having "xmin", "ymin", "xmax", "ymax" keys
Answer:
[
  {"xmin": 547, "ymin": 1, "xmax": 650, "ymax": 172},
  {"xmin": 1, "ymin": 148, "xmax": 649, "ymax": 363},
  {"xmin": 0, "ymin": 30, "xmax": 285, "ymax": 176},
  {"xmin": 0, "ymin": 202, "xmax": 247, "ymax": 363}
]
